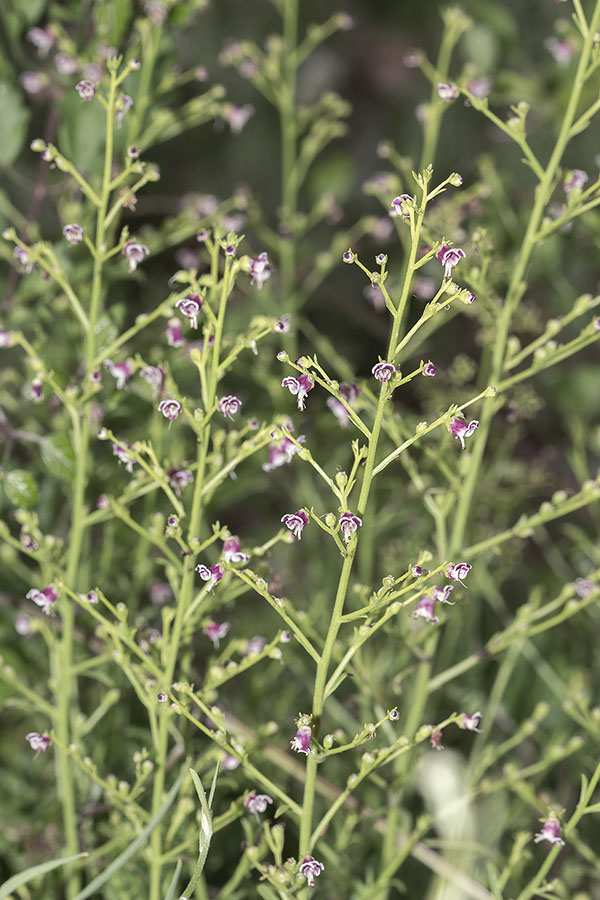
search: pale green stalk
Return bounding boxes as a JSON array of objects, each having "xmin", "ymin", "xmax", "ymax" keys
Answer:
[
  {"xmin": 279, "ymin": 0, "xmax": 299, "ymax": 357},
  {"xmin": 148, "ymin": 257, "xmax": 233, "ymax": 900},
  {"xmin": 297, "ymin": 198, "xmax": 427, "ymax": 872},
  {"xmin": 54, "ymin": 66, "xmax": 118, "ymax": 899}
]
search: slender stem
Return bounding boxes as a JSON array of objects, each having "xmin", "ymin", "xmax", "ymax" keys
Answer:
[
  {"xmin": 449, "ymin": 3, "xmax": 600, "ymax": 555},
  {"xmin": 297, "ymin": 199, "xmax": 427, "ymax": 866},
  {"xmin": 54, "ymin": 66, "xmax": 117, "ymax": 900},
  {"xmin": 279, "ymin": 0, "xmax": 299, "ymax": 357},
  {"xmin": 148, "ymin": 256, "xmax": 232, "ymax": 900}
]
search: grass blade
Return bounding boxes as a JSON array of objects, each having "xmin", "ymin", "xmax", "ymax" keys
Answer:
[
  {"xmin": 0, "ymin": 853, "xmax": 88, "ymax": 899},
  {"xmin": 180, "ymin": 767, "xmax": 215, "ymax": 899}
]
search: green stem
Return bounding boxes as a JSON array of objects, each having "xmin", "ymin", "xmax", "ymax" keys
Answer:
[
  {"xmin": 449, "ymin": 3, "xmax": 600, "ymax": 555},
  {"xmin": 279, "ymin": 0, "xmax": 299, "ymax": 357},
  {"xmin": 148, "ymin": 256, "xmax": 232, "ymax": 900},
  {"xmin": 297, "ymin": 200, "xmax": 426, "ymax": 864},
  {"xmin": 55, "ymin": 66, "xmax": 117, "ymax": 900}
]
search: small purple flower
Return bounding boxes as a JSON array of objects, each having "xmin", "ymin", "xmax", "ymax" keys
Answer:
[
  {"xmin": 339, "ymin": 511, "xmax": 362, "ymax": 543},
  {"xmin": 281, "ymin": 374, "xmax": 314, "ymax": 410},
  {"xmin": 263, "ymin": 433, "xmax": 306, "ymax": 471},
  {"xmin": 423, "ymin": 362, "xmax": 437, "ymax": 377},
  {"xmin": 203, "ymin": 620, "xmax": 230, "ymax": 647},
  {"xmin": 375, "ymin": 253, "xmax": 388, "ymax": 265},
  {"xmin": 245, "ymin": 792, "xmax": 273, "ymax": 814},
  {"xmin": 96, "ymin": 494, "xmax": 109, "ymax": 509},
  {"xmin": 218, "ymin": 395, "xmax": 243, "ymax": 419},
  {"xmin": 75, "ymin": 80, "xmax": 96, "ymax": 101},
  {"xmin": 27, "ymin": 26, "xmax": 55, "ymax": 56},
  {"xmin": 298, "ymin": 856, "xmax": 324, "ymax": 887},
  {"xmin": 468, "ymin": 76, "xmax": 492, "ymax": 98},
  {"xmin": 166, "ymin": 318, "xmax": 185, "ymax": 348},
  {"xmin": 290, "ymin": 724, "xmax": 313, "ymax": 755},
  {"xmin": 63, "ymin": 223, "xmax": 84, "ymax": 245},
  {"xmin": 26, "ymin": 732, "xmax": 51, "ymax": 752},
  {"xmin": 157, "ymin": 691, "xmax": 168, "ymax": 703},
  {"xmin": 15, "ymin": 614, "xmax": 34, "ymax": 636},
  {"xmin": 245, "ymin": 635, "xmax": 266, "ymax": 655},
  {"xmin": 221, "ymin": 753, "xmax": 240, "ymax": 771},
  {"xmin": 103, "ymin": 358, "xmax": 134, "ymax": 390},
  {"xmin": 460, "ymin": 711, "xmax": 482, "ymax": 732},
  {"xmin": 13, "ymin": 246, "xmax": 35, "ymax": 274},
  {"xmin": 0, "ymin": 330, "xmax": 13, "ymax": 348},
  {"xmin": 388, "ymin": 709, "xmax": 399, "ymax": 721},
  {"xmin": 55, "ymin": 53, "xmax": 79, "ymax": 75},
  {"xmin": 274, "ymin": 314, "xmax": 291, "ymax": 333},
  {"xmin": 390, "ymin": 194, "xmax": 414, "ymax": 218},
  {"xmin": 412, "ymin": 595, "xmax": 439, "ymax": 624},
  {"xmin": 116, "ymin": 94, "xmax": 133, "ymax": 126},
  {"xmin": 544, "ymin": 36, "xmax": 575, "ymax": 66},
  {"xmin": 222, "ymin": 536, "xmax": 250, "ymax": 563},
  {"xmin": 224, "ymin": 103, "xmax": 254, "ymax": 133},
  {"xmin": 574, "ymin": 578, "xmax": 595, "ymax": 598},
  {"xmin": 342, "ymin": 249, "xmax": 355, "ymax": 263},
  {"xmin": 123, "ymin": 241, "xmax": 149, "ymax": 273},
  {"xmin": 26, "ymin": 585, "xmax": 58, "ymax": 616},
  {"xmin": 175, "ymin": 294, "xmax": 203, "ymax": 329},
  {"xmin": 593, "ymin": 317, "xmax": 600, "ymax": 332},
  {"xmin": 158, "ymin": 398, "xmax": 181, "ymax": 422},
  {"xmin": 534, "ymin": 817, "xmax": 566, "ymax": 847},
  {"xmin": 281, "ymin": 509, "xmax": 309, "ymax": 540},
  {"xmin": 432, "ymin": 584, "xmax": 454, "ymax": 604},
  {"xmin": 248, "ymin": 252, "xmax": 272, "ymax": 288},
  {"xmin": 446, "ymin": 562, "xmax": 471, "ymax": 585},
  {"xmin": 113, "ymin": 443, "xmax": 135, "ymax": 474},
  {"xmin": 326, "ymin": 382, "xmax": 360, "ymax": 427},
  {"xmin": 168, "ymin": 467, "xmax": 193, "ymax": 496},
  {"xmin": 30, "ymin": 376, "xmax": 43, "ymax": 401},
  {"xmin": 412, "ymin": 565, "xmax": 423, "ymax": 577},
  {"xmin": 437, "ymin": 82, "xmax": 459, "ymax": 101},
  {"xmin": 437, "ymin": 244, "xmax": 466, "ymax": 279},
  {"xmin": 449, "ymin": 417, "xmax": 479, "ymax": 450},
  {"xmin": 195, "ymin": 563, "xmax": 224, "ymax": 590},
  {"xmin": 140, "ymin": 366, "xmax": 166, "ymax": 396},
  {"xmin": 372, "ymin": 361, "xmax": 396, "ymax": 383},
  {"xmin": 563, "ymin": 168, "xmax": 588, "ymax": 195}
]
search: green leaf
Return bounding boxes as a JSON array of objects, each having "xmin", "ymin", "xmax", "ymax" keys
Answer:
[
  {"xmin": 93, "ymin": 0, "xmax": 133, "ymax": 45},
  {"xmin": 20, "ymin": 0, "xmax": 48, "ymax": 23},
  {"xmin": 4, "ymin": 469, "xmax": 39, "ymax": 508},
  {"xmin": 164, "ymin": 860, "xmax": 182, "ymax": 900},
  {"xmin": 94, "ymin": 314, "xmax": 119, "ymax": 355},
  {"xmin": 180, "ymin": 768, "xmax": 214, "ymax": 899},
  {"xmin": 40, "ymin": 435, "xmax": 76, "ymax": 481},
  {"xmin": 0, "ymin": 853, "xmax": 87, "ymax": 899},
  {"xmin": 73, "ymin": 766, "xmax": 186, "ymax": 900},
  {"xmin": 0, "ymin": 82, "xmax": 31, "ymax": 166},
  {"xmin": 58, "ymin": 90, "xmax": 105, "ymax": 171}
]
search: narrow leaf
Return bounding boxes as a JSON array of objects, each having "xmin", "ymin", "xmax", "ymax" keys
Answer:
[
  {"xmin": 164, "ymin": 859, "xmax": 182, "ymax": 900},
  {"xmin": 73, "ymin": 766, "xmax": 186, "ymax": 900},
  {"xmin": 180, "ymin": 768, "xmax": 214, "ymax": 899},
  {"xmin": 0, "ymin": 853, "xmax": 87, "ymax": 899}
]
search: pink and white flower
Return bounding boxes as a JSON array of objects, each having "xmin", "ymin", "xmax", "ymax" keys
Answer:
[
  {"xmin": 390, "ymin": 194, "xmax": 414, "ymax": 218},
  {"xmin": 339, "ymin": 511, "xmax": 362, "ymax": 543},
  {"xmin": 140, "ymin": 366, "xmax": 166, "ymax": 396},
  {"xmin": 103, "ymin": 358, "xmax": 134, "ymax": 390},
  {"xmin": 437, "ymin": 82, "xmax": 459, "ymax": 101},
  {"xmin": 263, "ymin": 433, "xmax": 306, "ymax": 471},
  {"xmin": 196, "ymin": 563, "xmax": 224, "ymax": 590},
  {"xmin": 166, "ymin": 318, "xmax": 185, "ymax": 347},
  {"xmin": 175, "ymin": 295, "xmax": 203, "ymax": 329},
  {"xmin": 437, "ymin": 244, "xmax": 466, "ymax": 279},
  {"xmin": 245, "ymin": 792, "xmax": 273, "ymax": 814},
  {"xmin": 218, "ymin": 395, "xmax": 242, "ymax": 419},
  {"xmin": 123, "ymin": 241, "xmax": 149, "ymax": 273},
  {"xmin": 222, "ymin": 536, "xmax": 250, "ymax": 563},
  {"xmin": 460, "ymin": 711, "xmax": 482, "ymax": 732},
  {"xmin": 113, "ymin": 443, "xmax": 136, "ymax": 473},
  {"xmin": 63, "ymin": 224, "xmax": 84, "ymax": 245},
  {"xmin": 432, "ymin": 584, "xmax": 454, "ymax": 604},
  {"xmin": 372, "ymin": 361, "xmax": 396, "ymax": 383},
  {"xmin": 326, "ymin": 382, "xmax": 359, "ymax": 427},
  {"xmin": 168, "ymin": 467, "xmax": 193, "ymax": 496},
  {"xmin": 412, "ymin": 595, "xmax": 439, "ymax": 624},
  {"xmin": 281, "ymin": 509, "xmax": 309, "ymax": 541},
  {"xmin": 446, "ymin": 562, "xmax": 471, "ymax": 585},
  {"xmin": 203, "ymin": 620, "xmax": 230, "ymax": 647},
  {"xmin": 75, "ymin": 80, "xmax": 96, "ymax": 101},
  {"xmin": 26, "ymin": 732, "xmax": 51, "ymax": 752},
  {"xmin": 298, "ymin": 856, "xmax": 324, "ymax": 887},
  {"xmin": 158, "ymin": 398, "xmax": 181, "ymax": 422},
  {"xmin": 290, "ymin": 724, "xmax": 313, "ymax": 755},
  {"xmin": 449, "ymin": 417, "xmax": 479, "ymax": 450},
  {"xmin": 534, "ymin": 817, "xmax": 566, "ymax": 847},
  {"xmin": 248, "ymin": 252, "xmax": 272, "ymax": 289},
  {"xmin": 281, "ymin": 374, "xmax": 314, "ymax": 411},
  {"xmin": 26, "ymin": 585, "xmax": 58, "ymax": 615}
]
